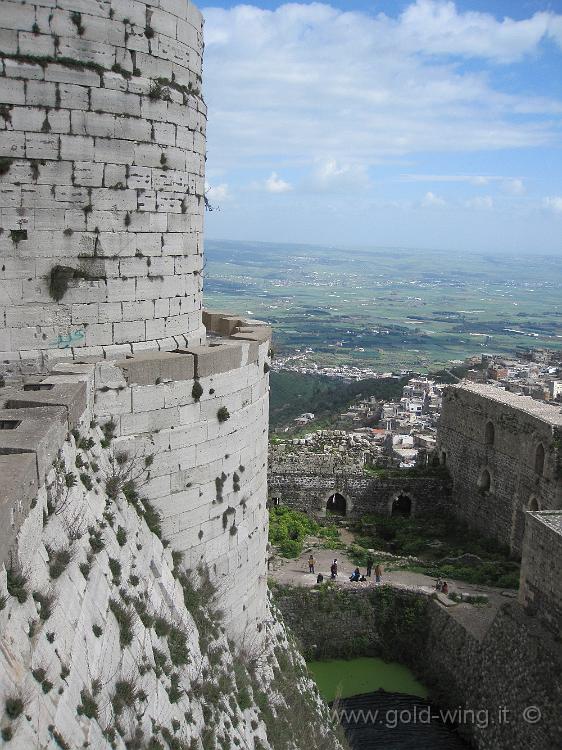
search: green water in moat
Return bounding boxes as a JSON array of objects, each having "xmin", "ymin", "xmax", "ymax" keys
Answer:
[{"xmin": 307, "ymin": 657, "xmax": 428, "ymax": 702}]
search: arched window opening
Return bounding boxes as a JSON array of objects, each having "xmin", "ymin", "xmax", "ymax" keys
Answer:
[
  {"xmin": 441, "ymin": 451, "xmax": 447, "ymax": 466},
  {"xmin": 478, "ymin": 469, "xmax": 491, "ymax": 492},
  {"xmin": 391, "ymin": 494, "xmax": 412, "ymax": 517},
  {"xmin": 485, "ymin": 421, "xmax": 495, "ymax": 447},
  {"xmin": 326, "ymin": 493, "xmax": 347, "ymax": 516},
  {"xmin": 534, "ymin": 444, "xmax": 545, "ymax": 476}
]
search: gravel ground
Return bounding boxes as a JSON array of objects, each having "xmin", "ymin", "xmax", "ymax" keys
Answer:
[{"xmin": 270, "ymin": 537, "xmax": 514, "ymax": 641}]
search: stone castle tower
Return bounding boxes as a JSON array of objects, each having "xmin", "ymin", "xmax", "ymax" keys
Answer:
[{"xmin": 0, "ymin": 0, "xmax": 271, "ymax": 640}]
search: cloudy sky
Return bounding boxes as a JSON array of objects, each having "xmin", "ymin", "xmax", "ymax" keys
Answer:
[{"xmin": 198, "ymin": 0, "xmax": 562, "ymax": 253}]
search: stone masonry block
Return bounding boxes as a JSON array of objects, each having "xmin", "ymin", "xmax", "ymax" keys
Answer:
[
  {"xmin": 184, "ymin": 342, "xmax": 244, "ymax": 378},
  {"xmin": 4, "ymin": 380, "xmax": 87, "ymax": 430},
  {"xmin": 0, "ymin": 405, "xmax": 67, "ymax": 479},
  {"xmin": 0, "ymin": 453, "xmax": 38, "ymax": 569},
  {"xmin": 117, "ymin": 351, "xmax": 194, "ymax": 386}
]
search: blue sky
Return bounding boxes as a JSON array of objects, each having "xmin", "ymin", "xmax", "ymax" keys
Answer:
[{"xmin": 197, "ymin": 1, "xmax": 562, "ymax": 253}]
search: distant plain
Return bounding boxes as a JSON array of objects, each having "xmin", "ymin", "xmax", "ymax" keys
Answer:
[{"xmin": 204, "ymin": 240, "xmax": 562, "ymax": 371}]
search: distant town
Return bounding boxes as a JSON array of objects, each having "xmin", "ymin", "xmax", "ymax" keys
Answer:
[{"xmin": 271, "ymin": 347, "xmax": 562, "ymax": 471}]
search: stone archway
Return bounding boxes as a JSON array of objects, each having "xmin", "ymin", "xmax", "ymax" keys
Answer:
[
  {"xmin": 528, "ymin": 496, "xmax": 540, "ymax": 512},
  {"xmin": 326, "ymin": 493, "xmax": 347, "ymax": 516},
  {"xmin": 391, "ymin": 494, "xmax": 412, "ymax": 517},
  {"xmin": 478, "ymin": 468, "xmax": 492, "ymax": 492}
]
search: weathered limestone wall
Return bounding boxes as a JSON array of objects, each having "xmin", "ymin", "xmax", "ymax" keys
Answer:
[
  {"xmin": 438, "ymin": 383, "xmax": 562, "ymax": 556},
  {"xmin": 0, "ymin": 368, "xmax": 343, "ymax": 749},
  {"xmin": 0, "ymin": 310, "xmax": 272, "ymax": 640},
  {"xmin": 0, "ymin": 0, "xmax": 206, "ymax": 375},
  {"xmin": 272, "ymin": 583, "xmax": 562, "ymax": 750},
  {"xmin": 268, "ymin": 454, "xmax": 451, "ymax": 518},
  {"xmin": 93, "ymin": 312, "xmax": 272, "ymax": 639},
  {"xmin": 518, "ymin": 510, "xmax": 562, "ymax": 637}
]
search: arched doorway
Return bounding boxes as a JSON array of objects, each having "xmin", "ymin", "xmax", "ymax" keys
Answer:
[
  {"xmin": 391, "ymin": 494, "xmax": 412, "ymax": 517},
  {"xmin": 326, "ymin": 493, "xmax": 347, "ymax": 516},
  {"xmin": 478, "ymin": 468, "xmax": 491, "ymax": 492},
  {"xmin": 528, "ymin": 497, "xmax": 539, "ymax": 511}
]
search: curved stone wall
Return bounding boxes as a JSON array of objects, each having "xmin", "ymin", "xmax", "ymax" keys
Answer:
[
  {"xmin": 90, "ymin": 311, "xmax": 272, "ymax": 638},
  {"xmin": 0, "ymin": 0, "xmax": 206, "ymax": 375}
]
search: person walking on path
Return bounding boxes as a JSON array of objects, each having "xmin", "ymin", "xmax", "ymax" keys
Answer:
[
  {"xmin": 374, "ymin": 563, "xmax": 383, "ymax": 585},
  {"xmin": 308, "ymin": 555, "xmax": 315, "ymax": 574},
  {"xmin": 330, "ymin": 559, "xmax": 338, "ymax": 580},
  {"xmin": 366, "ymin": 556, "xmax": 374, "ymax": 577}
]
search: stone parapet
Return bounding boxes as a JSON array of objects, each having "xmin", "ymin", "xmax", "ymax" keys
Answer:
[{"xmin": 0, "ymin": 371, "xmax": 92, "ymax": 568}]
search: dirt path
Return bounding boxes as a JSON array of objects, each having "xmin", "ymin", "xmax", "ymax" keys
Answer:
[{"xmin": 270, "ymin": 537, "xmax": 516, "ymax": 640}]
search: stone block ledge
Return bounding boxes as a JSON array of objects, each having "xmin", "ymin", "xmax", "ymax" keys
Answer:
[
  {"xmin": 114, "ymin": 311, "xmax": 271, "ymax": 386},
  {"xmin": 0, "ymin": 371, "xmax": 93, "ymax": 568}
]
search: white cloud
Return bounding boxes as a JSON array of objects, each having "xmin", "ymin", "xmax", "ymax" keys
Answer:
[
  {"xmin": 205, "ymin": 182, "xmax": 230, "ymax": 203},
  {"xmin": 402, "ymin": 174, "xmax": 500, "ymax": 185},
  {"xmin": 203, "ymin": 2, "xmax": 562, "ymax": 175},
  {"xmin": 465, "ymin": 195, "xmax": 494, "ymax": 210},
  {"xmin": 307, "ymin": 159, "xmax": 371, "ymax": 192},
  {"xmin": 543, "ymin": 196, "xmax": 562, "ymax": 213},
  {"xmin": 421, "ymin": 191, "xmax": 446, "ymax": 207},
  {"xmin": 503, "ymin": 178, "xmax": 525, "ymax": 195},
  {"xmin": 397, "ymin": 1, "xmax": 557, "ymax": 63},
  {"xmin": 265, "ymin": 172, "xmax": 293, "ymax": 193}
]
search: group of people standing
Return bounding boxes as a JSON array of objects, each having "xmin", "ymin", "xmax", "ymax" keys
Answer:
[{"xmin": 307, "ymin": 555, "xmax": 383, "ymax": 585}]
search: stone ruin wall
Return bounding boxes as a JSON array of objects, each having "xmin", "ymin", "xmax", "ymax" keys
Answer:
[
  {"xmin": 519, "ymin": 510, "xmax": 562, "ymax": 638},
  {"xmin": 268, "ymin": 450, "xmax": 452, "ymax": 518},
  {"xmin": 438, "ymin": 382, "xmax": 562, "ymax": 557},
  {"xmin": 0, "ymin": 0, "xmax": 207, "ymax": 375},
  {"xmin": 273, "ymin": 584, "xmax": 562, "ymax": 750}
]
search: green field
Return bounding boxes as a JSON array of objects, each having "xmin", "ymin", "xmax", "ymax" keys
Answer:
[{"xmin": 204, "ymin": 240, "xmax": 562, "ymax": 371}]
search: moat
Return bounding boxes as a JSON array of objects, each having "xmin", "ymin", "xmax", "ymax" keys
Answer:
[{"xmin": 308, "ymin": 658, "xmax": 469, "ymax": 749}]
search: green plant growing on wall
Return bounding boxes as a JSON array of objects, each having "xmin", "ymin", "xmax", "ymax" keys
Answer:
[
  {"xmin": 48, "ymin": 265, "xmax": 75, "ymax": 301},
  {"xmin": 109, "ymin": 557, "xmax": 122, "ymax": 585},
  {"xmin": 5, "ymin": 695, "xmax": 24, "ymax": 719},
  {"xmin": 192, "ymin": 380, "xmax": 203, "ymax": 402},
  {"xmin": 70, "ymin": 12, "xmax": 85, "ymax": 35},
  {"xmin": 222, "ymin": 507, "xmax": 235, "ymax": 530},
  {"xmin": 0, "ymin": 156, "xmax": 13, "ymax": 175},
  {"xmin": 7, "ymin": 568, "xmax": 28, "ymax": 603},
  {"xmin": 47, "ymin": 547, "xmax": 72, "ymax": 579},
  {"xmin": 108, "ymin": 598, "xmax": 135, "ymax": 647},
  {"xmin": 77, "ymin": 688, "xmax": 98, "ymax": 719},
  {"xmin": 217, "ymin": 406, "xmax": 230, "ymax": 423},
  {"xmin": 33, "ymin": 591, "xmax": 54, "ymax": 620}
]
